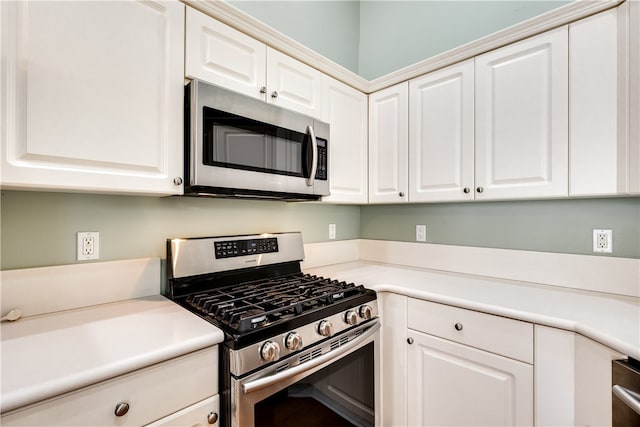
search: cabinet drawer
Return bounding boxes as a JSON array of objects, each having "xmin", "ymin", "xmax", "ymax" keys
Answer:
[
  {"xmin": 1, "ymin": 346, "xmax": 218, "ymax": 426},
  {"xmin": 146, "ymin": 395, "xmax": 219, "ymax": 426},
  {"xmin": 407, "ymin": 298, "xmax": 533, "ymax": 363}
]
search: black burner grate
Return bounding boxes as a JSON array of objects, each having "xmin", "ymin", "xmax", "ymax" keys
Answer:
[{"xmin": 185, "ymin": 273, "xmax": 364, "ymax": 333}]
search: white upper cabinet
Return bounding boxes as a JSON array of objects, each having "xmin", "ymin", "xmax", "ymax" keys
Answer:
[
  {"xmin": 409, "ymin": 60, "xmax": 475, "ymax": 202},
  {"xmin": 629, "ymin": 0, "xmax": 640, "ymax": 194},
  {"xmin": 1, "ymin": 0, "xmax": 185, "ymax": 195},
  {"xmin": 185, "ymin": 8, "xmax": 322, "ymax": 118},
  {"xmin": 321, "ymin": 76, "xmax": 368, "ymax": 204},
  {"xmin": 265, "ymin": 48, "xmax": 322, "ymax": 118},
  {"xmin": 369, "ymin": 82, "xmax": 409, "ymax": 203},
  {"xmin": 475, "ymin": 27, "xmax": 569, "ymax": 200},
  {"xmin": 569, "ymin": 5, "xmax": 630, "ymax": 196},
  {"xmin": 185, "ymin": 7, "xmax": 266, "ymax": 100}
]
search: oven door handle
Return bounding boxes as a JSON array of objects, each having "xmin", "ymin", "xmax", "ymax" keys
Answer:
[
  {"xmin": 242, "ymin": 321, "xmax": 380, "ymax": 395},
  {"xmin": 613, "ymin": 384, "xmax": 640, "ymax": 416}
]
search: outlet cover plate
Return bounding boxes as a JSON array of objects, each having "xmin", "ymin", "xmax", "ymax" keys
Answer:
[
  {"xmin": 592, "ymin": 229, "xmax": 612, "ymax": 253},
  {"xmin": 77, "ymin": 231, "xmax": 100, "ymax": 260},
  {"xmin": 416, "ymin": 225, "xmax": 426, "ymax": 242},
  {"xmin": 329, "ymin": 224, "xmax": 336, "ymax": 240}
]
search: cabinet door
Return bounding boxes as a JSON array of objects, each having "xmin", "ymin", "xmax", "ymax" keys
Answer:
[
  {"xmin": 1, "ymin": 0, "xmax": 184, "ymax": 195},
  {"xmin": 146, "ymin": 395, "xmax": 219, "ymax": 426},
  {"xmin": 569, "ymin": 6, "xmax": 629, "ymax": 196},
  {"xmin": 321, "ymin": 76, "xmax": 368, "ymax": 203},
  {"xmin": 475, "ymin": 27, "xmax": 568, "ymax": 200},
  {"xmin": 407, "ymin": 331, "xmax": 533, "ymax": 427},
  {"xmin": 409, "ymin": 60, "xmax": 474, "ymax": 202},
  {"xmin": 185, "ymin": 7, "xmax": 266, "ymax": 101},
  {"xmin": 266, "ymin": 48, "xmax": 322, "ymax": 119},
  {"xmin": 369, "ymin": 82, "xmax": 409, "ymax": 203}
]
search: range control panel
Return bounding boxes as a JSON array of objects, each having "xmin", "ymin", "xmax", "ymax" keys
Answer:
[{"xmin": 214, "ymin": 237, "xmax": 279, "ymax": 259}]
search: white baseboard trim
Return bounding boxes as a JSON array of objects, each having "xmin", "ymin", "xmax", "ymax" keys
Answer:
[
  {"xmin": 360, "ymin": 240, "xmax": 640, "ymax": 298},
  {"xmin": 1, "ymin": 258, "xmax": 161, "ymax": 318}
]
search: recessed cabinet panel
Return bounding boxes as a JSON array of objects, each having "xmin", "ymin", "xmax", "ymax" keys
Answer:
[
  {"xmin": 1, "ymin": 0, "xmax": 184, "ymax": 194},
  {"xmin": 321, "ymin": 76, "xmax": 368, "ymax": 203},
  {"xmin": 185, "ymin": 7, "xmax": 266, "ymax": 100},
  {"xmin": 266, "ymin": 48, "xmax": 322, "ymax": 119},
  {"xmin": 475, "ymin": 27, "xmax": 568, "ymax": 200},
  {"xmin": 369, "ymin": 82, "xmax": 409, "ymax": 203},
  {"xmin": 407, "ymin": 331, "xmax": 533, "ymax": 427},
  {"xmin": 409, "ymin": 60, "xmax": 474, "ymax": 202}
]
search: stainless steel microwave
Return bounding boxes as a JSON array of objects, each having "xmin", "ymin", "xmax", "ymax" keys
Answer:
[{"xmin": 184, "ymin": 80, "xmax": 330, "ymax": 201}]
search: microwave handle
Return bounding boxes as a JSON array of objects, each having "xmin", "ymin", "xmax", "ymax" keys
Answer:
[{"xmin": 306, "ymin": 125, "xmax": 318, "ymax": 186}]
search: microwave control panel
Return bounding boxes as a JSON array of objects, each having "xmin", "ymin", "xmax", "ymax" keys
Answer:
[{"xmin": 315, "ymin": 139, "xmax": 328, "ymax": 180}]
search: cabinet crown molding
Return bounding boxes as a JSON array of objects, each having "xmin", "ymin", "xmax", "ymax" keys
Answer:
[{"xmin": 182, "ymin": 0, "xmax": 624, "ymax": 93}]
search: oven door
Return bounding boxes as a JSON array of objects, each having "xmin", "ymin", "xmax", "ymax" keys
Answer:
[
  {"xmin": 612, "ymin": 358, "xmax": 640, "ymax": 426},
  {"xmin": 231, "ymin": 321, "xmax": 380, "ymax": 427}
]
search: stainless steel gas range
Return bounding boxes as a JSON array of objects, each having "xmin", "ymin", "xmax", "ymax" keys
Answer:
[{"xmin": 166, "ymin": 232, "xmax": 380, "ymax": 427}]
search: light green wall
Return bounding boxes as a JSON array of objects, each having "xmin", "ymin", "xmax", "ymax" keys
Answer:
[
  {"xmin": 229, "ymin": 0, "xmax": 361, "ymax": 74},
  {"xmin": 228, "ymin": 0, "xmax": 571, "ymax": 80},
  {"xmin": 358, "ymin": 0, "xmax": 571, "ymax": 79},
  {"xmin": 0, "ymin": 191, "xmax": 360, "ymax": 270},
  {"xmin": 2, "ymin": 191, "xmax": 638, "ymax": 272},
  {"xmin": 361, "ymin": 198, "xmax": 640, "ymax": 258}
]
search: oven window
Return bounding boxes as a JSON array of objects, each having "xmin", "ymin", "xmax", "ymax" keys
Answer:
[
  {"xmin": 254, "ymin": 343, "xmax": 375, "ymax": 427},
  {"xmin": 202, "ymin": 107, "xmax": 310, "ymax": 177}
]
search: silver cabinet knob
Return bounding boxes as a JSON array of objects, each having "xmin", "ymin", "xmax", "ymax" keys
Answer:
[
  {"xmin": 463, "ymin": 187, "xmax": 471, "ymax": 194},
  {"xmin": 399, "ymin": 192, "xmax": 405, "ymax": 197},
  {"xmin": 285, "ymin": 332, "xmax": 303, "ymax": 351},
  {"xmin": 407, "ymin": 337, "xmax": 414, "ymax": 344},
  {"xmin": 173, "ymin": 177, "xmax": 183, "ymax": 186},
  {"xmin": 318, "ymin": 320, "xmax": 333, "ymax": 337},
  {"xmin": 259, "ymin": 86, "xmax": 267, "ymax": 94},
  {"xmin": 207, "ymin": 411, "xmax": 219, "ymax": 425},
  {"xmin": 114, "ymin": 402, "xmax": 130, "ymax": 417},
  {"xmin": 271, "ymin": 90, "xmax": 278, "ymax": 99},
  {"xmin": 476, "ymin": 186, "xmax": 484, "ymax": 193},
  {"xmin": 345, "ymin": 310, "xmax": 358, "ymax": 326},
  {"xmin": 260, "ymin": 340, "xmax": 280, "ymax": 362},
  {"xmin": 454, "ymin": 323, "xmax": 463, "ymax": 331},
  {"xmin": 359, "ymin": 305, "xmax": 373, "ymax": 320}
]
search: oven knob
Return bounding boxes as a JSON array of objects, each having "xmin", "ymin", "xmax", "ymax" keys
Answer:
[
  {"xmin": 345, "ymin": 310, "xmax": 358, "ymax": 326},
  {"xmin": 359, "ymin": 305, "xmax": 373, "ymax": 320},
  {"xmin": 285, "ymin": 332, "xmax": 303, "ymax": 351},
  {"xmin": 318, "ymin": 320, "xmax": 334, "ymax": 337},
  {"xmin": 260, "ymin": 341, "xmax": 280, "ymax": 362}
]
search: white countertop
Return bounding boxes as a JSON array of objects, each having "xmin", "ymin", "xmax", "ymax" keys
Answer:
[
  {"xmin": 0, "ymin": 295, "xmax": 224, "ymax": 413},
  {"xmin": 308, "ymin": 261, "xmax": 640, "ymax": 360}
]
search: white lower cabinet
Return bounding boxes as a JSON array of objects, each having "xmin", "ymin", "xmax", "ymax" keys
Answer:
[
  {"xmin": 147, "ymin": 395, "xmax": 219, "ymax": 427},
  {"xmin": 407, "ymin": 331, "xmax": 533, "ymax": 426},
  {"xmin": 1, "ymin": 347, "xmax": 219, "ymax": 426},
  {"xmin": 0, "ymin": 0, "xmax": 185, "ymax": 195},
  {"xmin": 406, "ymin": 298, "xmax": 534, "ymax": 426}
]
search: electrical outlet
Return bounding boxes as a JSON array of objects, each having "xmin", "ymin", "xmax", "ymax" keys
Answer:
[
  {"xmin": 77, "ymin": 231, "xmax": 99, "ymax": 260},
  {"xmin": 329, "ymin": 224, "xmax": 336, "ymax": 240},
  {"xmin": 416, "ymin": 225, "xmax": 426, "ymax": 242},
  {"xmin": 593, "ymin": 229, "xmax": 612, "ymax": 253}
]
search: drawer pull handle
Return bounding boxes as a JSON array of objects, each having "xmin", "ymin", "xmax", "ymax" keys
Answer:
[
  {"xmin": 454, "ymin": 323, "xmax": 463, "ymax": 331},
  {"xmin": 207, "ymin": 412, "xmax": 219, "ymax": 424},
  {"xmin": 114, "ymin": 402, "xmax": 129, "ymax": 417}
]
